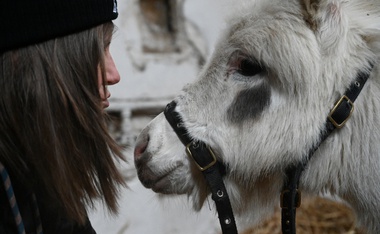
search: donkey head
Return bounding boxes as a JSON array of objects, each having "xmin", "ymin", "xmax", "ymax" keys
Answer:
[{"xmin": 134, "ymin": 0, "xmax": 380, "ymax": 229}]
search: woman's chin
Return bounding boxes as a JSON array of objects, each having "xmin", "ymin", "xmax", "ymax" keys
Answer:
[{"xmin": 102, "ymin": 100, "xmax": 110, "ymax": 108}]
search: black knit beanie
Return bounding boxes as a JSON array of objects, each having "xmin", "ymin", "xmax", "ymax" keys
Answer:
[{"xmin": 0, "ymin": 0, "xmax": 118, "ymax": 53}]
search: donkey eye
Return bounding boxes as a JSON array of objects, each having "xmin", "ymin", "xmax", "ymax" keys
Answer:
[{"xmin": 237, "ymin": 59, "xmax": 262, "ymax": 77}]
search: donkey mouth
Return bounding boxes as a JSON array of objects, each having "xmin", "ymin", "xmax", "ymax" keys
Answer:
[
  {"xmin": 151, "ymin": 174, "xmax": 175, "ymax": 194},
  {"xmin": 136, "ymin": 164, "xmax": 184, "ymax": 194}
]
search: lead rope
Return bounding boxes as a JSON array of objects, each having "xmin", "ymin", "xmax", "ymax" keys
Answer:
[{"xmin": 0, "ymin": 162, "xmax": 43, "ymax": 234}]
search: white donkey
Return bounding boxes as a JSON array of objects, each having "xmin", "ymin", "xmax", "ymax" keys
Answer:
[{"xmin": 134, "ymin": 0, "xmax": 380, "ymax": 233}]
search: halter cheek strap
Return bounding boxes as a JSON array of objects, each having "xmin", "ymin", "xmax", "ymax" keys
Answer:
[
  {"xmin": 281, "ymin": 63, "xmax": 373, "ymax": 234},
  {"xmin": 164, "ymin": 102, "xmax": 238, "ymax": 234}
]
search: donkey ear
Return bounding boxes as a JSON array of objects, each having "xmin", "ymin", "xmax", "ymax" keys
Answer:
[
  {"xmin": 301, "ymin": 0, "xmax": 320, "ymax": 31},
  {"xmin": 302, "ymin": 0, "xmax": 349, "ymax": 53},
  {"xmin": 301, "ymin": 0, "xmax": 380, "ymax": 55}
]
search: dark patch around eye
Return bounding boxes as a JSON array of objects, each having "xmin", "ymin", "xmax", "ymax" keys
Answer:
[{"xmin": 227, "ymin": 82, "xmax": 271, "ymax": 123}]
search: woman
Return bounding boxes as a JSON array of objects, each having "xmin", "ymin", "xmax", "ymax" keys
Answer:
[{"xmin": 0, "ymin": 0, "xmax": 125, "ymax": 233}]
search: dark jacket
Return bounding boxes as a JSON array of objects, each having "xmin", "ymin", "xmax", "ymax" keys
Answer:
[{"xmin": 0, "ymin": 168, "xmax": 96, "ymax": 234}]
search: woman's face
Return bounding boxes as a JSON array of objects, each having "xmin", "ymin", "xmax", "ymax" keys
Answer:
[{"xmin": 98, "ymin": 46, "xmax": 120, "ymax": 109}]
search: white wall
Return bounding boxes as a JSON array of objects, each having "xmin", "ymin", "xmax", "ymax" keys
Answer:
[{"xmin": 89, "ymin": 0, "xmax": 235, "ymax": 233}]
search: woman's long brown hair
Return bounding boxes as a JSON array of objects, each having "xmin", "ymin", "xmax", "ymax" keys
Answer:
[{"xmin": 0, "ymin": 22, "xmax": 125, "ymax": 224}]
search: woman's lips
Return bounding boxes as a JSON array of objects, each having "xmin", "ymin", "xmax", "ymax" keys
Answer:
[{"xmin": 102, "ymin": 92, "xmax": 111, "ymax": 108}]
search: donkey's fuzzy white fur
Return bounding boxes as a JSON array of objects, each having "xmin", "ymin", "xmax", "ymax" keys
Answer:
[{"xmin": 134, "ymin": 0, "xmax": 380, "ymax": 232}]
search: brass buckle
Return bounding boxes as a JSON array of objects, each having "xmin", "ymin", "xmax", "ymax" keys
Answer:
[
  {"xmin": 280, "ymin": 189, "xmax": 301, "ymax": 209},
  {"xmin": 186, "ymin": 142, "xmax": 217, "ymax": 171},
  {"xmin": 328, "ymin": 95, "xmax": 354, "ymax": 129}
]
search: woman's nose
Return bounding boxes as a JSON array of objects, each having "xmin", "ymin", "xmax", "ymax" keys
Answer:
[{"xmin": 106, "ymin": 53, "xmax": 120, "ymax": 86}]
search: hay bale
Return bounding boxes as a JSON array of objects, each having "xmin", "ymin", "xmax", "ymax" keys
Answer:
[{"xmin": 242, "ymin": 196, "xmax": 366, "ymax": 234}]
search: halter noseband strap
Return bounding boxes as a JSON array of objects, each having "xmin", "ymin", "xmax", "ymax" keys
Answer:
[{"xmin": 164, "ymin": 102, "xmax": 238, "ymax": 234}]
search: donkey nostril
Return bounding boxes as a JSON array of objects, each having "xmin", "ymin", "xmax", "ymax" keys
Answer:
[
  {"xmin": 134, "ymin": 142, "xmax": 147, "ymax": 158},
  {"xmin": 134, "ymin": 134, "xmax": 149, "ymax": 160}
]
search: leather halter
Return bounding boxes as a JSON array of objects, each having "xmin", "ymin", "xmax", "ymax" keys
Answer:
[
  {"xmin": 164, "ymin": 63, "xmax": 373, "ymax": 234},
  {"xmin": 164, "ymin": 102, "xmax": 238, "ymax": 234}
]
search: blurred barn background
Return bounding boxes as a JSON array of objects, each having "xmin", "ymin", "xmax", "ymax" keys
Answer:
[
  {"xmin": 89, "ymin": 0, "xmax": 230, "ymax": 233},
  {"xmin": 88, "ymin": 0, "xmax": 363, "ymax": 233}
]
